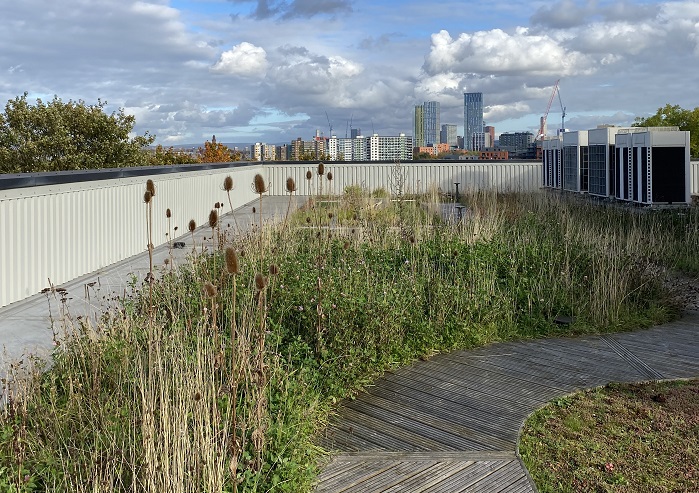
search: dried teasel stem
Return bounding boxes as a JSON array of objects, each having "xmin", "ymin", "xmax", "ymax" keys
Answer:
[
  {"xmin": 317, "ymin": 163, "xmax": 325, "ymax": 198},
  {"xmin": 166, "ymin": 208, "xmax": 173, "ymax": 270},
  {"xmin": 209, "ymin": 209, "xmax": 219, "ymax": 251},
  {"xmin": 188, "ymin": 219, "xmax": 197, "ymax": 252},
  {"xmin": 223, "ymin": 175, "xmax": 241, "ymax": 234},
  {"xmin": 252, "ymin": 174, "xmax": 266, "ymax": 269},
  {"xmin": 225, "ymin": 246, "xmax": 242, "ymax": 493},
  {"xmin": 203, "ymin": 281, "xmax": 218, "ymax": 333},
  {"xmin": 283, "ymin": 176, "xmax": 297, "ymax": 231}
]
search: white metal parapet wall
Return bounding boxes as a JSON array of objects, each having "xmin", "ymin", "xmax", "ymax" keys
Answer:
[
  {"xmin": 0, "ymin": 165, "xmax": 263, "ymax": 308},
  {"xmin": 264, "ymin": 161, "xmax": 542, "ymax": 197},
  {"xmin": 0, "ymin": 161, "xmax": 539, "ymax": 309},
  {"xmin": 692, "ymin": 160, "xmax": 699, "ymax": 196}
]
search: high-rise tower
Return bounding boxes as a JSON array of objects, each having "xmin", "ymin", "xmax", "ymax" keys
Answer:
[
  {"xmin": 464, "ymin": 92, "xmax": 483, "ymax": 151},
  {"xmin": 423, "ymin": 101, "xmax": 440, "ymax": 147},
  {"xmin": 414, "ymin": 101, "xmax": 440, "ymax": 148},
  {"xmin": 413, "ymin": 105, "xmax": 425, "ymax": 148}
]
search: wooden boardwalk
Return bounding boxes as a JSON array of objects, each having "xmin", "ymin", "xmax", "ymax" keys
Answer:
[{"xmin": 315, "ymin": 313, "xmax": 699, "ymax": 492}]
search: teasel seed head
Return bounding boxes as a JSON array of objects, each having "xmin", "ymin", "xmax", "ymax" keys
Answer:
[
  {"xmin": 188, "ymin": 219, "xmax": 196, "ymax": 232},
  {"xmin": 252, "ymin": 206, "xmax": 256, "ymax": 214},
  {"xmin": 269, "ymin": 264, "xmax": 279, "ymax": 276},
  {"xmin": 143, "ymin": 190, "xmax": 152, "ymax": 204},
  {"xmin": 253, "ymin": 173, "xmax": 266, "ymax": 194},
  {"xmin": 343, "ymin": 241, "xmax": 350, "ymax": 250},
  {"xmin": 225, "ymin": 247, "xmax": 240, "ymax": 275},
  {"xmin": 208, "ymin": 209, "xmax": 218, "ymax": 228},
  {"xmin": 306, "ymin": 170, "xmax": 312, "ymax": 181},
  {"xmin": 327, "ymin": 171, "xmax": 333, "ymax": 181},
  {"xmin": 223, "ymin": 175, "xmax": 234, "ymax": 192},
  {"xmin": 166, "ymin": 208, "xmax": 171, "ymax": 218},
  {"xmin": 306, "ymin": 216, "xmax": 311, "ymax": 224},
  {"xmin": 146, "ymin": 179, "xmax": 156, "ymax": 197},
  {"xmin": 203, "ymin": 281, "xmax": 217, "ymax": 298},
  {"xmin": 215, "ymin": 202, "xmax": 221, "ymax": 209},
  {"xmin": 409, "ymin": 235, "xmax": 416, "ymax": 244},
  {"xmin": 328, "ymin": 212, "xmax": 333, "ymax": 220},
  {"xmin": 254, "ymin": 273, "xmax": 267, "ymax": 291},
  {"xmin": 317, "ymin": 162, "xmax": 325, "ymax": 176},
  {"xmin": 240, "ymin": 249, "xmax": 246, "ymax": 257},
  {"xmin": 286, "ymin": 177, "xmax": 296, "ymax": 193}
]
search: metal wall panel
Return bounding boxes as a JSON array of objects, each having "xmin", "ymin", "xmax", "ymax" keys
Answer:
[
  {"xmin": 0, "ymin": 166, "xmax": 263, "ymax": 308},
  {"xmin": 264, "ymin": 161, "xmax": 541, "ymax": 197},
  {"xmin": 692, "ymin": 160, "xmax": 699, "ymax": 196}
]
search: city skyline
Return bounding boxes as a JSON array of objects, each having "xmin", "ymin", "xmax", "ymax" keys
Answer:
[{"xmin": 2, "ymin": 1, "xmax": 699, "ymax": 145}]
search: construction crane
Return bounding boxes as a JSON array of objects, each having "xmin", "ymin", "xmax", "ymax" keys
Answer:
[
  {"xmin": 536, "ymin": 79, "xmax": 560, "ymax": 140},
  {"xmin": 557, "ymin": 86, "xmax": 566, "ymax": 134},
  {"xmin": 325, "ymin": 111, "xmax": 333, "ymax": 138}
]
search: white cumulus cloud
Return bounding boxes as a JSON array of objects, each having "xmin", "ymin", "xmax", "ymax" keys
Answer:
[
  {"xmin": 423, "ymin": 28, "xmax": 596, "ymax": 77},
  {"xmin": 211, "ymin": 42, "xmax": 268, "ymax": 78}
]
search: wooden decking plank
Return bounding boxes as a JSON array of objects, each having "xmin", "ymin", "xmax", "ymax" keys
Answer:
[
  {"xmin": 447, "ymin": 355, "xmax": 598, "ymax": 392},
  {"xmin": 424, "ymin": 354, "xmax": 571, "ymax": 395},
  {"xmin": 610, "ymin": 337, "xmax": 699, "ymax": 362},
  {"xmin": 402, "ymin": 360, "xmax": 561, "ymax": 405},
  {"xmin": 319, "ymin": 426, "xmax": 385, "ymax": 452},
  {"xmin": 339, "ymin": 461, "xmax": 437, "ymax": 493},
  {"xmin": 494, "ymin": 339, "xmax": 648, "ymax": 380},
  {"xmin": 376, "ymin": 372, "xmax": 532, "ymax": 419},
  {"xmin": 465, "ymin": 460, "xmax": 527, "ymax": 492},
  {"xmin": 346, "ymin": 393, "xmax": 514, "ymax": 451},
  {"xmin": 316, "ymin": 459, "xmax": 389, "ymax": 486},
  {"xmin": 315, "ymin": 461, "xmax": 400, "ymax": 492},
  {"xmin": 332, "ymin": 451, "xmax": 517, "ymax": 460},
  {"xmin": 399, "ymin": 363, "xmax": 549, "ymax": 406},
  {"xmin": 336, "ymin": 407, "xmax": 453, "ymax": 451},
  {"xmin": 440, "ymin": 353, "xmax": 582, "ymax": 393},
  {"xmin": 366, "ymin": 380, "xmax": 526, "ymax": 442},
  {"xmin": 425, "ymin": 461, "xmax": 508, "ymax": 492},
  {"xmin": 351, "ymin": 387, "xmax": 518, "ymax": 449},
  {"xmin": 377, "ymin": 371, "xmax": 535, "ymax": 424},
  {"xmin": 326, "ymin": 413, "xmax": 425, "ymax": 451},
  {"xmin": 496, "ymin": 475, "xmax": 536, "ymax": 493},
  {"xmin": 344, "ymin": 399, "xmax": 490, "ymax": 451},
  {"xmin": 380, "ymin": 460, "xmax": 479, "ymax": 493}
]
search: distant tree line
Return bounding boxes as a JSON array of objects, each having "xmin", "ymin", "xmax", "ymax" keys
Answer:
[
  {"xmin": 0, "ymin": 94, "xmax": 241, "ymax": 173},
  {"xmin": 1, "ymin": 94, "xmax": 697, "ymax": 173}
]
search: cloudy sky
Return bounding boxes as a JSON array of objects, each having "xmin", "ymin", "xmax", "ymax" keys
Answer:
[{"xmin": 2, "ymin": 0, "xmax": 698, "ymax": 146}]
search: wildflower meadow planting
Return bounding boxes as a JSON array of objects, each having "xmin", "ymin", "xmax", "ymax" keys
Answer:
[{"xmin": 1, "ymin": 166, "xmax": 697, "ymax": 492}]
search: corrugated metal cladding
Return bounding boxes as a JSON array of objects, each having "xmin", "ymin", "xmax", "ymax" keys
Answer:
[
  {"xmin": 265, "ymin": 161, "xmax": 542, "ymax": 197},
  {"xmin": 0, "ymin": 166, "xmax": 263, "ymax": 308},
  {"xmin": 0, "ymin": 162, "xmax": 539, "ymax": 308}
]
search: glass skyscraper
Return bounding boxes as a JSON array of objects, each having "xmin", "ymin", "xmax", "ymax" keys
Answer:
[
  {"xmin": 464, "ymin": 92, "xmax": 483, "ymax": 151},
  {"xmin": 414, "ymin": 101, "xmax": 439, "ymax": 148}
]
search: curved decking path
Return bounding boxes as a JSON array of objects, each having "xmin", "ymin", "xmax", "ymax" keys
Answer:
[{"xmin": 315, "ymin": 311, "xmax": 699, "ymax": 492}]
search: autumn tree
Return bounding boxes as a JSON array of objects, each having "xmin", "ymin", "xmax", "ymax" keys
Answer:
[
  {"xmin": 634, "ymin": 104, "xmax": 699, "ymax": 158},
  {"xmin": 148, "ymin": 144, "xmax": 199, "ymax": 165},
  {"xmin": 198, "ymin": 135, "xmax": 241, "ymax": 163},
  {"xmin": 0, "ymin": 93, "xmax": 154, "ymax": 173}
]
